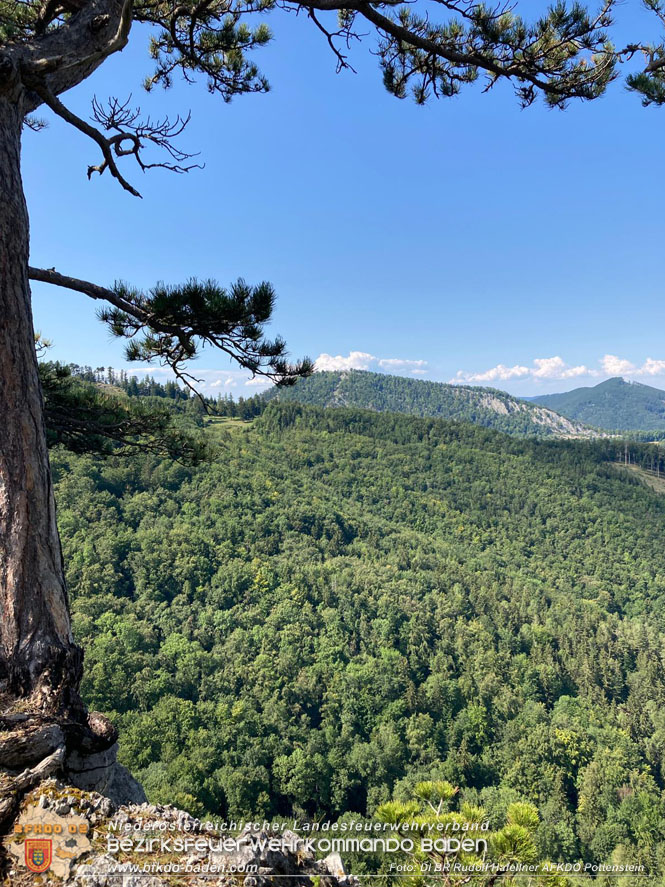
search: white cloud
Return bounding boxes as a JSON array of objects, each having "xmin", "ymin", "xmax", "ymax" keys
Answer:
[
  {"xmin": 454, "ymin": 353, "xmax": 665, "ymax": 387},
  {"xmin": 315, "ymin": 351, "xmax": 377, "ymax": 372},
  {"xmin": 377, "ymin": 357, "xmax": 428, "ymax": 371},
  {"xmin": 600, "ymin": 355, "xmax": 665, "ymax": 379},
  {"xmin": 315, "ymin": 351, "xmax": 429, "ymax": 376},
  {"xmin": 245, "ymin": 377, "xmax": 270, "ymax": 387},
  {"xmin": 600, "ymin": 354, "xmax": 636, "ymax": 376},
  {"xmin": 127, "ymin": 366, "xmax": 172, "ymax": 376},
  {"xmin": 597, "ymin": 354, "xmax": 665, "ymax": 379},
  {"xmin": 208, "ymin": 375, "xmax": 238, "ymax": 389},
  {"xmin": 640, "ymin": 358, "xmax": 665, "ymax": 376},
  {"xmin": 196, "ymin": 370, "xmax": 253, "ymax": 390},
  {"xmin": 531, "ymin": 357, "xmax": 592, "ymax": 380},
  {"xmin": 453, "ymin": 363, "xmax": 531, "ymax": 383},
  {"xmin": 127, "ymin": 367, "xmax": 259, "ymax": 391},
  {"xmin": 454, "ymin": 356, "xmax": 593, "ymax": 384}
]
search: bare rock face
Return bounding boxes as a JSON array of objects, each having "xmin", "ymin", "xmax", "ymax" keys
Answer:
[
  {"xmin": 1, "ymin": 779, "xmax": 357, "ymax": 887},
  {"xmin": 0, "ymin": 722, "xmax": 65, "ymax": 769},
  {"xmin": 64, "ymin": 744, "xmax": 146, "ymax": 806},
  {"xmin": 103, "ymin": 762, "xmax": 147, "ymax": 808},
  {"xmin": 0, "ymin": 709, "xmax": 129, "ymax": 819}
]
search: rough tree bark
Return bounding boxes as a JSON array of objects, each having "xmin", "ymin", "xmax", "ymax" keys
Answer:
[
  {"xmin": 0, "ymin": 86, "xmax": 84, "ymax": 721},
  {"xmin": 0, "ymin": 0, "xmax": 129, "ymax": 735}
]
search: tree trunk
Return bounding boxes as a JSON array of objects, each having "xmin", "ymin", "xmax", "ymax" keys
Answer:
[{"xmin": 0, "ymin": 94, "xmax": 84, "ymax": 721}]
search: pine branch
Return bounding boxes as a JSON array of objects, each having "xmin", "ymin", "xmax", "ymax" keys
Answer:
[
  {"xmin": 40, "ymin": 362, "xmax": 211, "ymax": 462},
  {"xmin": 29, "ymin": 266, "xmax": 314, "ymax": 393}
]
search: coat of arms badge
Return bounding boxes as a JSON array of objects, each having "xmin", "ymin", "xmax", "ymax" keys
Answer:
[{"xmin": 25, "ymin": 838, "xmax": 52, "ymax": 873}]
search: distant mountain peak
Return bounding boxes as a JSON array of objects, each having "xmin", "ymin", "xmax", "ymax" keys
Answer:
[{"xmin": 530, "ymin": 377, "xmax": 665, "ymax": 432}]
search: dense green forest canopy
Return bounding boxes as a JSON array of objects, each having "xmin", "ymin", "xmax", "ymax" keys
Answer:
[
  {"xmin": 265, "ymin": 370, "xmax": 597, "ymax": 438},
  {"xmin": 530, "ymin": 377, "xmax": 665, "ymax": 434},
  {"xmin": 51, "ymin": 400, "xmax": 665, "ymax": 876}
]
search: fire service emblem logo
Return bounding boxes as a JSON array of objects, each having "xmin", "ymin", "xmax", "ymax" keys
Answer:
[
  {"xmin": 25, "ymin": 838, "xmax": 53, "ymax": 873},
  {"xmin": 7, "ymin": 807, "xmax": 92, "ymax": 878}
]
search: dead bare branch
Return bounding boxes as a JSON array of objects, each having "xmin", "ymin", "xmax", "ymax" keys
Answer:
[
  {"xmin": 91, "ymin": 95, "xmax": 202, "ymax": 174},
  {"xmin": 30, "ymin": 81, "xmax": 142, "ymax": 195}
]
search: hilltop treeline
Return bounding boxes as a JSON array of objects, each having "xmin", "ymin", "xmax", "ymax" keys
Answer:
[
  {"xmin": 265, "ymin": 370, "xmax": 593, "ymax": 437},
  {"xmin": 66, "ymin": 363, "xmax": 267, "ymax": 419},
  {"xmin": 52, "ymin": 402, "xmax": 665, "ymax": 876}
]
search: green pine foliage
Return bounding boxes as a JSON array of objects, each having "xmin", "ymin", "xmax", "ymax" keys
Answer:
[
  {"xmin": 100, "ymin": 278, "xmax": 313, "ymax": 387},
  {"xmin": 51, "ymin": 401, "xmax": 665, "ymax": 875},
  {"xmin": 40, "ymin": 361, "xmax": 209, "ymax": 462},
  {"xmin": 0, "ymin": 0, "xmax": 619, "ymax": 109},
  {"xmin": 373, "ymin": 782, "xmax": 545, "ymax": 885},
  {"xmin": 626, "ymin": 0, "xmax": 665, "ymax": 106}
]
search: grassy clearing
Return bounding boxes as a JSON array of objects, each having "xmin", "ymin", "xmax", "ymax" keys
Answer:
[
  {"xmin": 204, "ymin": 416, "xmax": 253, "ymax": 439},
  {"xmin": 614, "ymin": 462, "xmax": 665, "ymax": 494}
]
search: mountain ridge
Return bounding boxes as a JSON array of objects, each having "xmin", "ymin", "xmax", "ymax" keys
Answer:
[
  {"xmin": 266, "ymin": 369, "xmax": 598, "ymax": 438},
  {"xmin": 529, "ymin": 376, "xmax": 665, "ymax": 431}
]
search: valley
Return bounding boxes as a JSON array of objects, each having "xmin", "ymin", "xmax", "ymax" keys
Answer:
[{"xmin": 50, "ymin": 401, "xmax": 665, "ymax": 875}]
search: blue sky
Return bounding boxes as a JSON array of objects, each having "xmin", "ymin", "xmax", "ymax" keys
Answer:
[{"xmin": 25, "ymin": 2, "xmax": 665, "ymax": 397}]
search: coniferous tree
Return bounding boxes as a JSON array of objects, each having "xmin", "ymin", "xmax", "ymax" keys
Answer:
[{"xmin": 40, "ymin": 361, "xmax": 210, "ymax": 461}]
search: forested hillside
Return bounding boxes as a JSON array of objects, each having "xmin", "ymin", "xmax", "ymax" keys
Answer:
[
  {"xmin": 266, "ymin": 370, "xmax": 596, "ymax": 437},
  {"xmin": 51, "ymin": 402, "xmax": 665, "ymax": 875},
  {"xmin": 531, "ymin": 377, "xmax": 665, "ymax": 432}
]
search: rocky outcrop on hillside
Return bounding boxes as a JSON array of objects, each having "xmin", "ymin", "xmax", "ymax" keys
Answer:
[
  {"xmin": 1, "ymin": 778, "xmax": 358, "ymax": 887},
  {"xmin": 475, "ymin": 392, "xmax": 597, "ymax": 437},
  {"xmin": 0, "ymin": 711, "xmax": 145, "ymax": 832}
]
